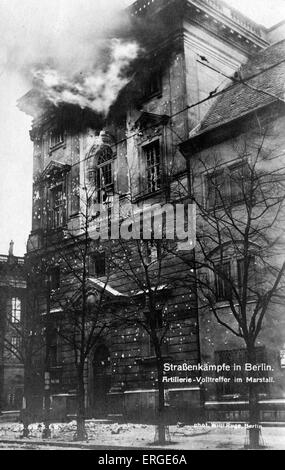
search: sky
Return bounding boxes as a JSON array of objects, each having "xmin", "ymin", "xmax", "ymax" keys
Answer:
[{"xmin": 0, "ymin": 0, "xmax": 284, "ymax": 257}]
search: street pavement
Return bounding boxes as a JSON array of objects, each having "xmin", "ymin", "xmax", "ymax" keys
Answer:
[{"xmin": 0, "ymin": 422, "xmax": 284, "ymax": 450}]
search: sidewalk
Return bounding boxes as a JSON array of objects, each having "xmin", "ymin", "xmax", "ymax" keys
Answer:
[{"xmin": 0, "ymin": 422, "xmax": 284, "ymax": 450}]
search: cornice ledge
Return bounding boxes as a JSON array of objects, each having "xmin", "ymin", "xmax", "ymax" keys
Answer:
[{"xmin": 187, "ymin": 0, "xmax": 269, "ymax": 49}]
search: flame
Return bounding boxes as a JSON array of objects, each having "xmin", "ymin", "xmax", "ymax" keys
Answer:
[{"xmin": 32, "ymin": 39, "xmax": 139, "ymax": 115}]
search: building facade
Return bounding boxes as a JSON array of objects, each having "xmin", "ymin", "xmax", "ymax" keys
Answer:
[
  {"xmin": 18, "ymin": 0, "xmax": 284, "ymax": 422},
  {"xmin": 0, "ymin": 245, "xmax": 26, "ymax": 411},
  {"xmin": 180, "ymin": 37, "xmax": 285, "ymax": 422}
]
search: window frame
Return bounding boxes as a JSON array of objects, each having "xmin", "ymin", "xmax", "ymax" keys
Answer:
[
  {"xmin": 49, "ymin": 182, "xmax": 66, "ymax": 229},
  {"xmin": 214, "ymin": 261, "xmax": 232, "ymax": 302},
  {"xmin": 237, "ymin": 256, "xmax": 257, "ymax": 296},
  {"xmin": 11, "ymin": 297, "xmax": 21, "ymax": 323},
  {"xmin": 88, "ymin": 251, "xmax": 106, "ymax": 278},
  {"xmin": 49, "ymin": 128, "xmax": 65, "ymax": 151},
  {"xmin": 211, "ymin": 258, "xmax": 233, "ymax": 303},
  {"xmin": 143, "ymin": 69, "xmax": 162, "ymax": 101},
  {"xmin": 11, "ymin": 335, "xmax": 21, "ymax": 353},
  {"xmin": 87, "ymin": 146, "xmax": 114, "ymax": 204},
  {"xmin": 205, "ymin": 162, "xmax": 249, "ymax": 210},
  {"xmin": 143, "ymin": 139, "xmax": 162, "ymax": 194}
]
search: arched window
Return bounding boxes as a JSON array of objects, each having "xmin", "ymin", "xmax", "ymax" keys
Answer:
[{"xmin": 87, "ymin": 145, "xmax": 113, "ymax": 203}]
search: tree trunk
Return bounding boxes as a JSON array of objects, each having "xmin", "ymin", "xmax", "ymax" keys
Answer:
[
  {"xmin": 74, "ymin": 366, "xmax": 88, "ymax": 441},
  {"xmin": 0, "ymin": 365, "xmax": 4, "ymax": 412},
  {"xmin": 42, "ymin": 382, "xmax": 51, "ymax": 439},
  {"xmin": 247, "ymin": 345, "xmax": 261, "ymax": 449},
  {"xmin": 156, "ymin": 352, "xmax": 166, "ymax": 445},
  {"xmin": 21, "ymin": 368, "xmax": 33, "ymax": 438}
]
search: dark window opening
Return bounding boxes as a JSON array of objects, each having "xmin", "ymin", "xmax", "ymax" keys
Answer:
[
  {"xmin": 88, "ymin": 252, "xmax": 106, "ymax": 278},
  {"xmin": 143, "ymin": 70, "xmax": 162, "ymax": 99},
  {"xmin": 48, "ymin": 267, "xmax": 61, "ymax": 290},
  {"xmin": 50, "ymin": 342, "xmax": 58, "ymax": 368},
  {"xmin": 49, "ymin": 327, "xmax": 61, "ymax": 369},
  {"xmin": 215, "ymin": 262, "xmax": 232, "ymax": 301},
  {"xmin": 50, "ymin": 129, "xmax": 64, "ymax": 149},
  {"xmin": 144, "ymin": 309, "xmax": 163, "ymax": 331}
]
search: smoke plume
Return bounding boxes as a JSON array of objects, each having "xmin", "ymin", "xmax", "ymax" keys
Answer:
[
  {"xmin": 0, "ymin": 0, "xmax": 138, "ymax": 115},
  {"xmin": 33, "ymin": 39, "xmax": 139, "ymax": 114}
]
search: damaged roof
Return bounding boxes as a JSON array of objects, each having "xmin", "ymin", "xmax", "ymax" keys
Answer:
[{"xmin": 199, "ymin": 39, "xmax": 285, "ymax": 134}]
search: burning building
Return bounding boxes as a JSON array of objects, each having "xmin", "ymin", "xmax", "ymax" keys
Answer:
[{"xmin": 18, "ymin": 0, "xmax": 284, "ymax": 423}]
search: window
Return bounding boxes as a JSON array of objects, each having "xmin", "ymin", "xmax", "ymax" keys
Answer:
[
  {"xmin": 50, "ymin": 183, "xmax": 66, "ymax": 229},
  {"xmin": 144, "ymin": 140, "xmax": 161, "ymax": 193},
  {"xmin": 146, "ymin": 310, "xmax": 167, "ymax": 358},
  {"xmin": 216, "ymin": 347, "xmax": 268, "ymax": 397},
  {"xmin": 88, "ymin": 252, "xmax": 106, "ymax": 277},
  {"xmin": 206, "ymin": 164, "xmax": 248, "ymax": 209},
  {"xmin": 143, "ymin": 70, "xmax": 162, "ymax": 99},
  {"xmin": 11, "ymin": 297, "xmax": 21, "ymax": 323},
  {"xmin": 140, "ymin": 240, "xmax": 160, "ymax": 265},
  {"xmin": 96, "ymin": 148, "xmax": 113, "ymax": 203},
  {"xmin": 50, "ymin": 129, "xmax": 64, "ymax": 149},
  {"xmin": 143, "ymin": 308, "xmax": 167, "ymax": 358},
  {"xmin": 207, "ymin": 170, "xmax": 224, "ymax": 209},
  {"xmin": 87, "ymin": 146, "xmax": 114, "ymax": 204},
  {"xmin": 11, "ymin": 336, "xmax": 21, "ymax": 352},
  {"xmin": 237, "ymin": 257, "xmax": 257, "ymax": 295},
  {"xmin": 215, "ymin": 262, "xmax": 232, "ymax": 301},
  {"xmin": 48, "ymin": 267, "xmax": 60, "ymax": 290},
  {"xmin": 144, "ymin": 309, "xmax": 163, "ymax": 331},
  {"xmin": 50, "ymin": 331, "xmax": 59, "ymax": 367}
]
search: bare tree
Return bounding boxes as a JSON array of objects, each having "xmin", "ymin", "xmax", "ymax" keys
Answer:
[
  {"xmin": 48, "ymin": 184, "xmax": 123, "ymax": 441},
  {"xmin": 178, "ymin": 123, "xmax": 285, "ymax": 448},
  {"xmin": 109, "ymin": 227, "xmax": 185, "ymax": 444}
]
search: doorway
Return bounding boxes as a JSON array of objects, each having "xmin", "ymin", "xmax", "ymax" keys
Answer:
[{"xmin": 91, "ymin": 345, "xmax": 111, "ymax": 417}]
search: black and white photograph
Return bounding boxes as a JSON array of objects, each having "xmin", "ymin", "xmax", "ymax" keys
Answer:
[{"xmin": 0, "ymin": 0, "xmax": 285, "ymax": 454}]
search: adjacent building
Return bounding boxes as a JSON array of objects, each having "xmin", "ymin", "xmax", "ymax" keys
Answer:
[
  {"xmin": 180, "ymin": 37, "xmax": 285, "ymax": 422},
  {"xmin": 0, "ymin": 244, "xmax": 26, "ymax": 411}
]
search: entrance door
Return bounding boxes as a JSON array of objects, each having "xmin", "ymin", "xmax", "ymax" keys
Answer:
[{"xmin": 92, "ymin": 345, "xmax": 111, "ymax": 417}]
